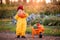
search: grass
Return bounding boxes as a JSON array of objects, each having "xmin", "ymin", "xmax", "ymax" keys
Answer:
[
  {"xmin": 44, "ymin": 26, "xmax": 60, "ymax": 36},
  {"xmin": 0, "ymin": 20, "xmax": 60, "ymax": 36}
]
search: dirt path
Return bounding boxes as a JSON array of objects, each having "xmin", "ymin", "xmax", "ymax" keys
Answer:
[{"xmin": 0, "ymin": 32, "xmax": 60, "ymax": 40}]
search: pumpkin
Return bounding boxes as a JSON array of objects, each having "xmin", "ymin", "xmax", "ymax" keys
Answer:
[{"xmin": 18, "ymin": 13, "xmax": 26, "ymax": 18}]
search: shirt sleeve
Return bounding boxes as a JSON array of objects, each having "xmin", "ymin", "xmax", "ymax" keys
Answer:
[{"xmin": 14, "ymin": 13, "xmax": 19, "ymax": 20}]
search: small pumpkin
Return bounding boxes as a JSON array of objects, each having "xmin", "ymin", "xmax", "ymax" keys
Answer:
[{"xmin": 18, "ymin": 13, "xmax": 26, "ymax": 18}]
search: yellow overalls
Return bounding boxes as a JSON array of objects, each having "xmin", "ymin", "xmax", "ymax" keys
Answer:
[{"xmin": 14, "ymin": 13, "xmax": 28, "ymax": 36}]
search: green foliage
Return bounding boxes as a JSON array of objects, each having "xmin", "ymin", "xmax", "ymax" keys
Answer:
[
  {"xmin": 40, "ymin": 10, "xmax": 60, "ymax": 16},
  {"xmin": 0, "ymin": 4, "xmax": 17, "ymax": 19},
  {"xmin": 26, "ymin": 27, "xmax": 32, "ymax": 34},
  {"xmin": 43, "ymin": 11, "xmax": 51, "ymax": 15},
  {"xmin": 0, "ymin": 10, "xmax": 16, "ymax": 18},
  {"xmin": 0, "ymin": 4, "xmax": 18, "ymax": 7},
  {"xmin": 0, "ymin": 21, "xmax": 16, "ymax": 32},
  {"xmin": 44, "ymin": 26, "xmax": 60, "ymax": 36},
  {"xmin": 43, "ymin": 19, "xmax": 60, "ymax": 26}
]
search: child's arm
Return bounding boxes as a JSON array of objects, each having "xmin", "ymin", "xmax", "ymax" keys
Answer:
[
  {"xmin": 14, "ymin": 13, "xmax": 19, "ymax": 20},
  {"xmin": 25, "ymin": 13, "xmax": 29, "ymax": 18}
]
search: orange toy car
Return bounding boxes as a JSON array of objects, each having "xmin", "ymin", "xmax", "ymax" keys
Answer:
[{"xmin": 32, "ymin": 22, "xmax": 44, "ymax": 38}]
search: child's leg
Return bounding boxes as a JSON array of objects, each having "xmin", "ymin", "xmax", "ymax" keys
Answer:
[
  {"xmin": 39, "ymin": 32, "xmax": 43, "ymax": 38},
  {"xmin": 16, "ymin": 25, "xmax": 22, "ymax": 38},
  {"xmin": 32, "ymin": 28, "xmax": 36, "ymax": 38},
  {"xmin": 21, "ymin": 24, "xmax": 26, "ymax": 38},
  {"xmin": 16, "ymin": 31, "xmax": 20, "ymax": 38}
]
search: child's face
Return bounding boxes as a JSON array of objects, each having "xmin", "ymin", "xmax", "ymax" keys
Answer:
[{"xmin": 37, "ymin": 23, "xmax": 40, "ymax": 26}]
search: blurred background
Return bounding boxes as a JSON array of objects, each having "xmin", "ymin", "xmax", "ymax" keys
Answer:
[{"xmin": 0, "ymin": 0, "xmax": 60, "ymax": 36}]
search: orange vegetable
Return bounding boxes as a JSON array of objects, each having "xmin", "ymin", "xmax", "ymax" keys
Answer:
[{"xmin": 18, "ymin": 13, "xmax": 26, "ymax": 18}]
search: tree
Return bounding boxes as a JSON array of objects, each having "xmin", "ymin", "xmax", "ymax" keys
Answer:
[
  {"xmin": 5, "ymin": 0, "xmax": 9, "ymax": 4},
  {"xmin": 0, "ymin": 0, "xmax": 2, "ymax": 4}
]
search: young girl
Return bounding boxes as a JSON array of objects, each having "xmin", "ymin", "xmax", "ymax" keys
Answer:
[{"xmin": 14, "ymin": 5, "xmax": 28, "ymax": 38}]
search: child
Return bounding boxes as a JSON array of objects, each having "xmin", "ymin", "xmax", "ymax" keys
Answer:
[
  {"xmin": 14, "ymin": 5, "xmax": 28, "ymax": 38},
  {"xmin": 32, "ymin": 22, "xmax": 44, "ymax": 38}
]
